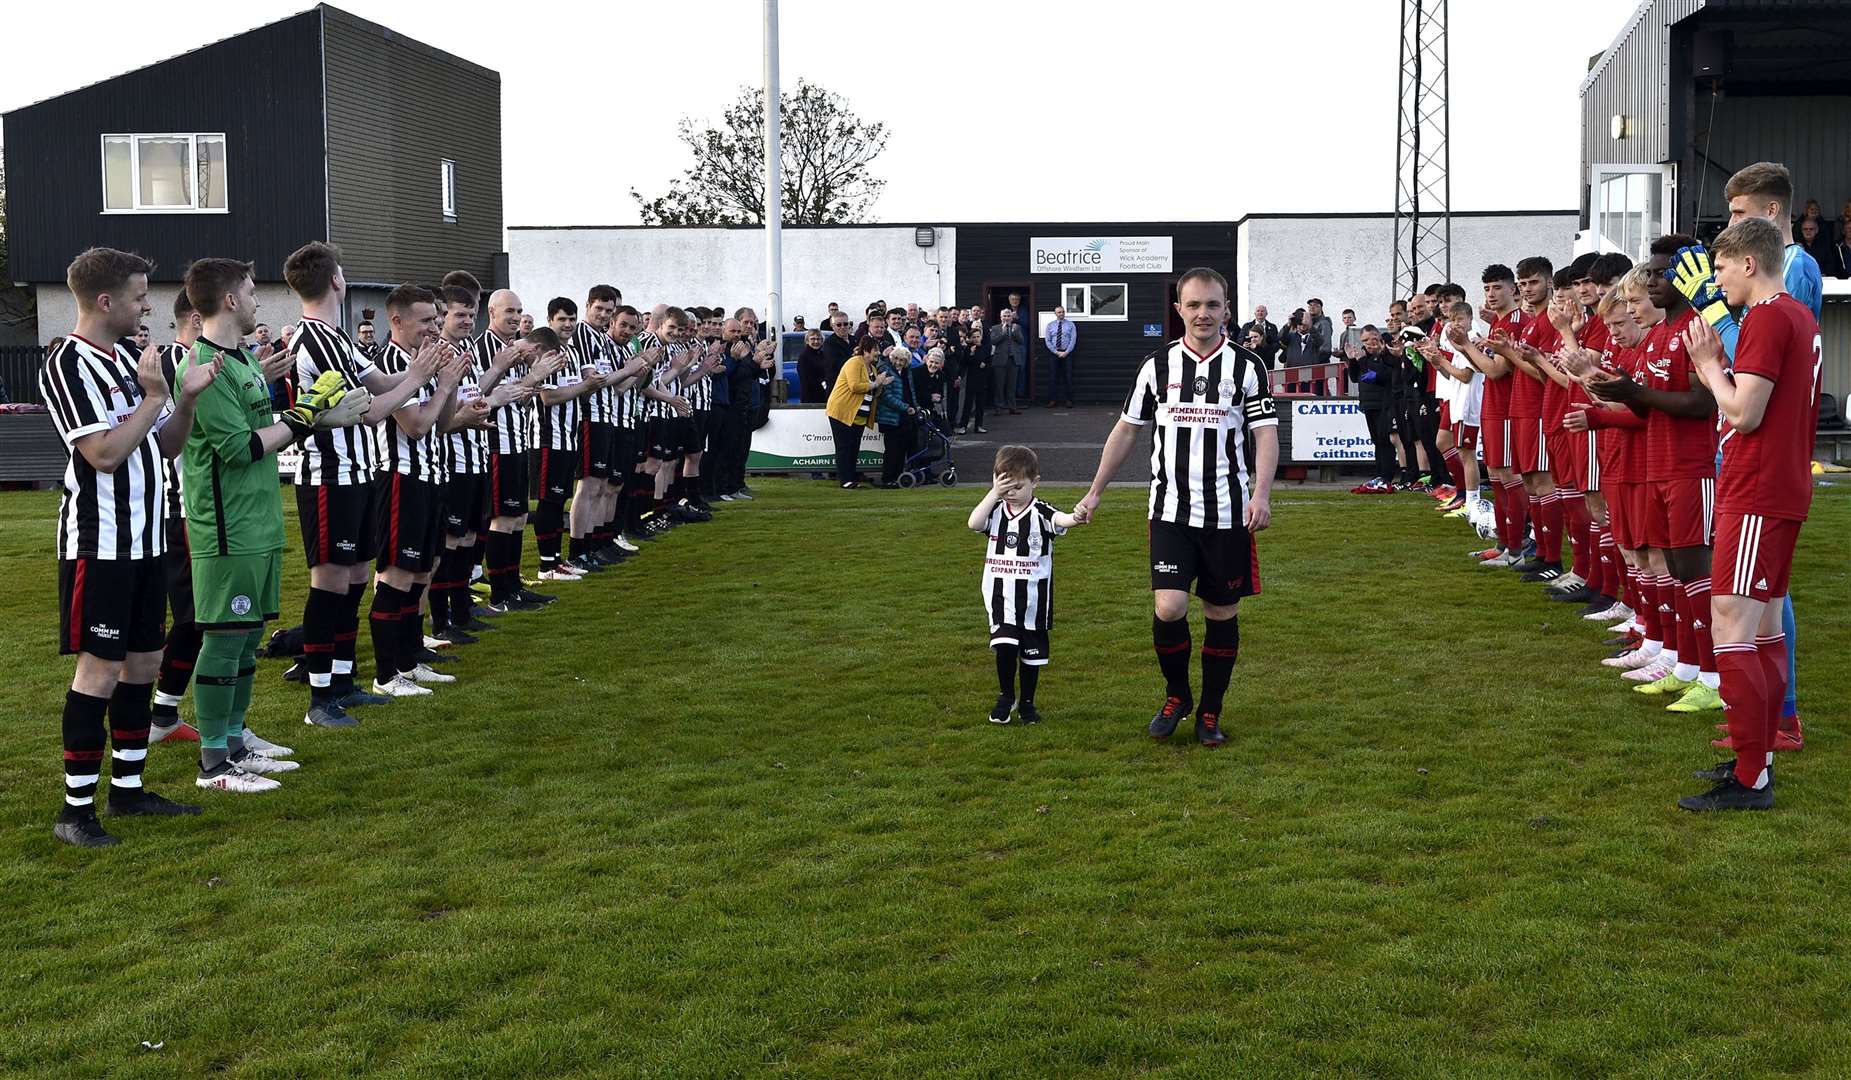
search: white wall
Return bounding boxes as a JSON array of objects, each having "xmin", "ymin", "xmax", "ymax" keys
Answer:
[
  {"xmin": 36, "ymin": 283, "xmax": 305, "ymax": 346},
  {"xmin": 507, "ymin": 226, "xmax": 957, "ymax": 328},
  {"xmin": 1236, "ymin": 213, "xmax": 1578, "ymax": 328}
]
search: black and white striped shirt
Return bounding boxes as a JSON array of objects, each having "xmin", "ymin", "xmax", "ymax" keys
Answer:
[
  {"xmin": 291, "ymin": 317, "xmax": 378, "ymax": 486},
  {"xmin": 373, "ymin": 341, "xmax": 445, "ymax": 483},
  {"xmin": 473, "ymin": 329, "xmax": 529, "ymax": 455},
  {"xmin": 159, "ymin": 342, "xmax": 191, "ymax": 522},
  {"xmin": 41, "ymin": 335, "xmax": 170, "ymax": 560},
  {"xmin": 1121, "ymin": 336, "xmax": 1278, "ymax": 529},
  {"xmin": 440, "ymin": 338, "xmax": 488, "ymax": 476},
  {"xmin": 573, "ymin": 322, "xmax": 613, "ymax": 425},
  {"xmin": 533, "ymin": 340, "xmax": 583, "ymax": 451},
  {"xmin": 981, "ymin": 498, "xmax": 1064, "ymax": 631},
  {"xmin": 605, "ymin": 334, "xmax": 642, "ymax": 429},
  {"xmin": 684, "ymin": 342, "xmax": 715, "ymax": 412},
  {"xmin": 644, "ymin": 343, "xmax": 693, "ymax": 420}
]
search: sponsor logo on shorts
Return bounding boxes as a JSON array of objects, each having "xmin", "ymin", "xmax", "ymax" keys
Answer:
[
  {"xmin": 1756, "ymin": 577, "xmax": 1769, "ymax": 592},
  {"xmin": 336, "ymin": 539, "xmax": 355, "ymax": 553},
  {"xmin": 230, "ymin": 595, "xmax": 252, "ymax": 616},
  {"xmin": 401, "ymin": 547, "xmax": 422, "ymax": 560},
  {"xmin": 1153, "ymin": 561, "xmax": 1180, "ymax": 574},
  {"xmin": 88, "ymin": 623, "xmax": 121, "ymax": 641}
]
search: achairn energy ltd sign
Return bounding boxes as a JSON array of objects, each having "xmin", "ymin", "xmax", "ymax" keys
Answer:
[{"xmin": 1029, "ymin": 236, "xmax": 1173, "ymax": 275}]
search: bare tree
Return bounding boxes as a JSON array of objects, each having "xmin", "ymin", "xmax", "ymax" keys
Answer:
[{"xmin": 632, "ymin": 80, "xmax": 887, "ymax": 225}]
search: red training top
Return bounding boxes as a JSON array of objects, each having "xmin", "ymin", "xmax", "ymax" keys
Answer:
[{"xmin": 1718, "ymin": 292, "xmax": 1823, "ymax": 522}]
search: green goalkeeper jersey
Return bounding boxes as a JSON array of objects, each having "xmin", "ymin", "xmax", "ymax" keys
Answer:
[{"xmin": 179, "ymin": 339, "xmax": 285, "ymax": 556}]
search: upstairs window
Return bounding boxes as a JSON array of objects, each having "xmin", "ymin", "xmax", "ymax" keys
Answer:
[
  {"xmin": 441, "ymin": 159, "xmax": 457, "ymax": 221},
  {"xmin": 101, "ymin": 134, "xmax": 228, "ymax": 213}
]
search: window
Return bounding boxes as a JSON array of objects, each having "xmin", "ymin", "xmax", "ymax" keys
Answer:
[
  {"xmin": 100, "ymin": 134, "xmax": 228, "ymax": 213},
  {"xmin": 1058, "ymin": 282, "xmax": 1129, "ymax": 321},
  {"xmin": 1589, "ymin": 163, "xmax": 1671, "ymax": 261},
  {"xmin": 441, "ymin": 159, "xmax": 457, "ymax": 221}
]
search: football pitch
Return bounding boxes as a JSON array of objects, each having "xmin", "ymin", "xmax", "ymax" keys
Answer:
[{"xmin": 4, "ymin": 480, "xmax": 1851, "ymax": 1078}]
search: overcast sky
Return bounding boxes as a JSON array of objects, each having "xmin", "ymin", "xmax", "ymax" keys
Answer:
[{"xmin": 1, "ymin": 0, "xmax": 1627, "ymax": 226}]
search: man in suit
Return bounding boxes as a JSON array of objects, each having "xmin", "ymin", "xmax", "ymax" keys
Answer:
[
  {"xmin": 1043, "ymin": 305, "xmax": 1078, "ymax": 407},
  {"xmin": 1003, "ymin": 292, "xmax": 1031, "ymax": 404},
  {"xmin": 989, "ymin": 307, "xmax": 1026, "ymax": 414},
  {"xmin": 1239, "ymin": 304, "xmax": 1280, "ymax": 366}
]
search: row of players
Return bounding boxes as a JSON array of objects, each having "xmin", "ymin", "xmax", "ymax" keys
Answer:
[
  {"xmin": 1408, "ymin": 162, "xmax": 1822, "ymax": 810},
  {"xmin": 42, "ymin": 240, "xmax": 760, "ymax": 846}
]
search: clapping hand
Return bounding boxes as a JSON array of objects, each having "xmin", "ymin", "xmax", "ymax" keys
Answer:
[
  {"xmin": 260, "ymin": 344, "xmax": 294, "ymax": 384},
  {"xmin": 137, "ymin": 343, "xmax": 170, "ymax": 400},
  {"xmin": 411, "ymin": 341, "xmax": 446, "ymax": 381},
  {"xmin": 179, "ymin": 354, "xmax": 222, "ymax": 400}
]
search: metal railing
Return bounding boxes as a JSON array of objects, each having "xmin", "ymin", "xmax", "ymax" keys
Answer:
[
  {"xmin": 1269, "ymin": 362, "xmax": 1351, "ymax": 398},
  {"xmin": 0, "ymin": 345, "xmax": 45, "ymax": 406}
]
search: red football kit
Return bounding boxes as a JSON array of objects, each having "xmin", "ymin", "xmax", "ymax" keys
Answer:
[
  {"xmin": 1479, "ymin": 308, "xmax": 1525, "ymax": 471},
  {"xmin": 1586, "ymin": 343, "xmax": 1649, "ymax": 548},
  {"xmin": 1511, "ymin": 312, "xmax": 1559, "ymax": 473},
  {"xmin": 1640, "ymin": 307, "xmax": 1714, "ymax": 549}
]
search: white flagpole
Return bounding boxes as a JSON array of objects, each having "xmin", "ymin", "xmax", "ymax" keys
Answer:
[{"xmin": 764, "ymin": 0, "xmax": 784, "ymax": 383}]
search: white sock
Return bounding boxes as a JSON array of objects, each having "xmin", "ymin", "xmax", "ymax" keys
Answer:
[
  {"xmin": 1673, "ymin": 663, "xmax": 1700, "ymax": 681},
  {"xmin": 1660, "ymin": 648, "xmax": 1679, "ymax": 667},
  {"xmin": 1639, "ymin": 640, "xmax": 1662, "ymax": 658},
  {"xmin": 1699, "ymin": 671, "xmax": 1720, "ymax": 690}
]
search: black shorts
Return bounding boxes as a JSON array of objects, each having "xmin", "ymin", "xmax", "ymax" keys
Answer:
[
  {"xmin": 989, "ymin": 623, "xmax": 1050, "ymax": 665},
  {"xmin": 688, "ymin": 410, "xmax": 714, "ymax": 452},
  {"xmin": 375, "ymin": 473, "xmax": 443, "ymax": 574},
  {"xmin": 164, "ymin": 518, "xmax": 195, "ymax": 628},
  {"xmin": 297, "ymin": 479, "xmax": 381, "ymax": 568},
  {"xmin": 1149, "ymin": 519, "xmax": 1262, "ymax": 606},
  {"xmin": 442, "ymin": 472, "xmax": 486, "ymax": 537},
  {"xmin": 532, "ymin": 446, "xmax": 579, "ymax": 502},
  {"xmin": 647, "ymin": 416, "xmax": 684, "ymax": 461},
  {"xmin": 578, "ymin": 421, "xmax": 617, "ymax": 479},
  {"xmin": 487, "ymin": 451, "xmax": 529, "ymax": 517},
  {"xmin": 612, "ymin": 426, "xmax": 643, "ymax": 476},
  {"xmin": 59, "ymin": 556, "xmax": 166, "ymax": 659}
]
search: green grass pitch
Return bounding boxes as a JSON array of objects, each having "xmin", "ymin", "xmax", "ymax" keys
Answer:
[{"xmin": 3, "ymin": 480, "xmax": 1850, "ymax": 1077}]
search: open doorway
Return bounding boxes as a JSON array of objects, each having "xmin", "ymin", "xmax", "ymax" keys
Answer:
[
  {"xmin": 1164, "ymin": 282, "xmax": 1185, "ymax": 341},
  {"xmin": 984, "ymin": 283, "xmax": 1035, "ymax": 404}
]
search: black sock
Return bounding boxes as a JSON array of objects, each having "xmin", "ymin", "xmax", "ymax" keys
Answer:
[
  {"xmin": 1153, "ymin": 615, "xmax": 1192, "ymax": 699},
  {"xmin": 335, "ymin": 582, "xmax": 365, "ymax": 692},
  {"xmin": 1199, "ymin": 615, "xmax": 1240, "ymax": 716},
  {"xmin": 155, "ymin": 618, "xmax": 201, "ymax": 720},
  {"xmin": 535, "ymin": 503, "xmax": 564, "ymax": 566},
  {"xmin": 485, "ymin": 531, "xmax": 513, "ymax": 600},
  {"xmin": 107, "ymin": 680, "xmax": 153, "ymax": 800},
  {"xmin": 569, "ymin": 534, "xmax": 589, "ymax": 561},
  {"xmin": 60, "ymin": 689, "xmax": 109, "ymax": 818},
  {"xmin": 400, "ymin": 582, "xmax": 428, "ymax": 674},
  {"xmin": 303, "ymin": 586, "xmax": 344, "ymax": 703},
  {"xmin": 369, "ymin": 583, "xmax": 406, "ymax": 686},
  {"xmin": 994, "ymin": 644, "xmax": 1018, "ymax": 699},
  {"xmin": 1018, "ymin": 661, "xmax": 1040, "ymax": 706}
]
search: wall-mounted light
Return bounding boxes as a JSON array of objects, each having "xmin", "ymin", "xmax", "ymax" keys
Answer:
[
  {"xmin": 1610, "ymin": 114, "xmax": 1632, "ymax": 141},
  {"xmin": 914, "ymin": 227, "xmax": 936, "ymax": 248}
]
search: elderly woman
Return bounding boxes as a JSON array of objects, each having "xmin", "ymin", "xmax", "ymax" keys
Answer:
[
  {"xmin": 824, "ymin": 335, "xmax": 888, "ymax": 489},
  {"xmin": 796, "ymin": 328, "xmax": 830, "ymax": 404},
  {"xmin": 913, "ymin": 347, "xmax": 948, "ymax": 424},
  {"xmin": 873, "ymin": 345, "xmax": 924, "ymax": 487}
]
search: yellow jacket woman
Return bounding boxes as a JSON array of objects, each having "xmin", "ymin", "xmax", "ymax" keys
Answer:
[{"xmin": 824, "ymin": 337, "xmax": 887, "ymax": 488}]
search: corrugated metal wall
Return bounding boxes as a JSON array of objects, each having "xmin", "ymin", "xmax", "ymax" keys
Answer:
[
  {"xmin": 1688, "ymin": 95, "xmax": 1851, "ymax": 230},
  {"xmin": 0, "ymin": 10, "xmax": 329, "ymax": 283},
  {"xmin": 321, "ymin": 6, "xmax": 502, "ymax": 286},
  {"xmin": 1579, "ymin": 0, "xmax": 1705, "ymax": 225}
]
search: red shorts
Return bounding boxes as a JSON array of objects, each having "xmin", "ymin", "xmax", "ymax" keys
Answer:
[
  {"xmin": 1483, "ymin": 417, "xmax": 1511, "ymax": 470},
  {"xmin": 1513, "ymin": 418, "xmax": 1547, "ymax": 475},
  {"xmin": 1646, "ymin": 476, "xmax": 1714, "ymax": 550},
  {"xmin": 1713, "ymin": 512, "xmax": 1800, "ymax": 602},
  {"xmin": 1437, "ymin": 401, "xmax": 1452, "ymax": 428},
  {"xmin": 1546, "ymin": 429, "xmax": 1577, "ymax": 489},
  {"xmin": 1451, "ymin": 421, "xmax": 1479, "ymax": 451}
]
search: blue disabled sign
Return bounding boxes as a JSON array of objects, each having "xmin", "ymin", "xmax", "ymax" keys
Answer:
[{"xmin": 1143, "ymin": 324, "xmax": 1162, "ymax": 337}]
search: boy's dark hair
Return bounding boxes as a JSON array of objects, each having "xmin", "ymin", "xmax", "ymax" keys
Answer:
[
  {"xmin": 1481, "ymin": 263, "xmax": 1515, "ymax": 285},
  {"xmin": 440, "ymin": 285, "xmax": 478, "ymax": 310},
  {"xmin": 1567, "ymin": 252, "xmax": 1600, "ymax": 281},
  {"xmin": 547, "ymin": 296, "xmax": 578, "ymax": 319},
  {"xmin": 1436, "ymin": 282, "xmax": 1468, "ymax": 302},
  {"xmin": 1341, "ymin": 307, "xmax": 1355, "ymax": 316},
  {"xmin": 1650, "ymin": 233, "xmax": 1700, "ymax": 258},
  {"xmin": 386, "ymin": 283, "xmax": 435, "ymax": 314},
  {"xmin": 284, "ymin": 241, "xmax": 341, "ymax": 300},
  {"xmin": 1588, "ymin": 252, "xmax": 1634, "ymax": 286},
  {"xmin": 613, "ymin": 304, "xmax": 640, "ymax": 319},
  {"xmin": 184, "ymin": 257, "xmax": 255, "ymax": 318},
  {"xmin": 441, "ymin": 269, "xmax": 483, "ymax": 295},
  {"xmin": 587, "ymin": 284, "xmax": 619, "ymax": 305},
  {"xmin": 1515, "ymin": 256, "xmax": 1553, "ymax": 281},
  {"xmin": 173, "ymin": 289, "xmax": 196, "ymax": 320},
  {"xmin": 67, "ymin": 247, "xmax": 153, "ymax": 310},
  {"xmin": 524, "ymin": 326, "xmax": 562, "ymax": 353},
  {"xmin": 1553, "ymin": 268, "xmax": 1575, "ymax": 290},
  {"xmin": 994, "ymin": 445, "xmax": 1040, "ymax": 480}
]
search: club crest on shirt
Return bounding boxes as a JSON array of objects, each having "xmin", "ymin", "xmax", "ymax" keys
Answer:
[
  {"xmin": 1192, "ymin": 376, "xmax": 1210, "ymax": 395},
  {"xmin": 1218, "ymin": 378, "xmax": 1237, "ymax": 399},
  {"xmin": 1002, "ymin": 533, "xmax": 1018, "ymax": 549}
]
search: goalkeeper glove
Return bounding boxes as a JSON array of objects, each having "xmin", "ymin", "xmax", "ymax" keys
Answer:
[
  {"xmin": 279, "ymin": 369, "xmax": 349, "ymax": 440},
  {"xmin": 1669, "ymin": 244, "xmax": 1732, "ymax": 330}
]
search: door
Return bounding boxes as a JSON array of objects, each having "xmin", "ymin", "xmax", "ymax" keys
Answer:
[
  {"xmin": 1590, "ymin": 163, "xmax": 1675, "ymax": 261},
  {"xmin": 984, "ymin": 283, "xmax": 1035, "ymax": 402}
]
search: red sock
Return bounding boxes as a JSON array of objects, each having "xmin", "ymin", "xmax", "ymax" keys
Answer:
[
  {"xmin": 1671, "ymin": 581, "xmax": 1699, "ymax": 668},
  {"xmin": 1544, "ymin": 493, "xmax": 1566, "ymax": 564},
  {"xmin": 1717, "ymin": 643, "xmax": 1769, "ymax": 788},
  {"xmin": 1443, "ymin": 447, "xmax": 1466, "ymax": 492},
  {"xmin": 1758, "ymin": 633, "xmax": 1790, "ymax": 740},
  {"xmin": 1559, "ymin": 492, "xmax": 1588, "ymax": 577},
  {"xmin": 1686, "ymin": 578, "xmax": 1715, "ymax": 675},
  {"xmin": 1599, "ymin": 532, "xmax": 1620, "ymax": 598},
  {"xmin": 1499, "ymin": 482, "xmax": 1522, "ymax": 551},
  {"xmin": 1639, "ymin": 574, "xmax": 1663, "ymax": 644}
]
